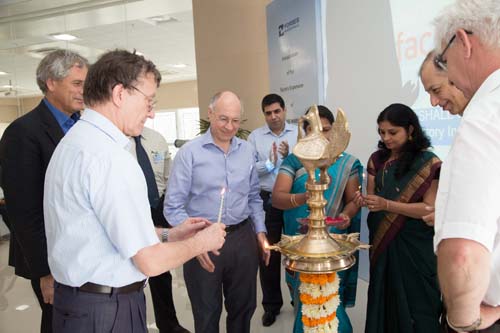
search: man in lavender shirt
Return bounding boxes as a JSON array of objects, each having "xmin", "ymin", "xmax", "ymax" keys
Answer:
[{"xmin": 165, "ymin": 91, "xmax": 270, "ymax": 333}]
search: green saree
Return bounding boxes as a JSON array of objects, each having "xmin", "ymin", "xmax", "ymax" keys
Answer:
[{"xmin": 365, "ymin": 150, "xmax": 442, "ymax": 333}]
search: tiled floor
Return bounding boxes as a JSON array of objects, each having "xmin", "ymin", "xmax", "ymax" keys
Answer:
[{"xmin": 0, "ymin": 234, "xmax": 368, "ymax": 332}]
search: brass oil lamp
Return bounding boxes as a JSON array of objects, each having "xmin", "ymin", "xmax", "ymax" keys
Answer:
[{"xmin": 268, "ymin": 105, "xmax": 369, "ymax": 273}]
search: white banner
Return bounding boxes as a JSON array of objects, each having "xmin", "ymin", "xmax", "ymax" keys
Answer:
[{"xmin": 266, "ymin": 0, "xmax": 324, "ymax": 119}]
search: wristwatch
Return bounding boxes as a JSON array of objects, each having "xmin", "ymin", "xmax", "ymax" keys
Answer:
[
  {"xmin": 161, "ymin": 228, "xmax": 169, "ymax": 243},
  {"xmin": 447, "ymin": 315, "xmax": 482, "ymax": 332}
]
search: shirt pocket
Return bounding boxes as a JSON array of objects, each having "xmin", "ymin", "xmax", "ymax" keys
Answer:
[{"xmin": 229, "ymin": 164, "xmax": 252, "ymax": 195}]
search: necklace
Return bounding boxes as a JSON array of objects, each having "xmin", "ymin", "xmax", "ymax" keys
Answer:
[{"xmin": 381, "ymin": 156, "xmax": 397, "ymax": 188}]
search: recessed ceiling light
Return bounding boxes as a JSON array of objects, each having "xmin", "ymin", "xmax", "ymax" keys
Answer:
[
  {"xmin": 147, "ymin": 15, "xmax": 178, "ymax": 24},
  {"xmin": 169, "ymin": 63, "xmax": 187, "ymax": 68},
  {"xmin": 150, "ymin": 15, "xmax": 170, "ymax": 22},
  {"xmin": 0, "ymin": 71, "xmax": 8, "ymax": 75},
  {"xmin": 50, "ymin": 33, "xmax": 78, "ymax": 41},
  {"xmin": 15, "ymin": 305, "xmax": 30, "ymax": 311}
]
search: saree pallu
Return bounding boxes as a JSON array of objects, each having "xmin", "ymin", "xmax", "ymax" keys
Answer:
[
  {"xmin": 280, "ymin": 153, "xmax": 363, "ymax": 333},
  {"xmin": 365, "ymin": 150, "xmax": 442, "ymax": 333}
]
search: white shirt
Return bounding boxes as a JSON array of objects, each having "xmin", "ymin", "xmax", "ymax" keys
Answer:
[
  {"xmin": 44, "ymin": 109, "xmax": 159, "ymax": 287},
  {"xmin": 130, "ymin": 127, "xmax": 171, "ymax": 195},
  {"xmin": 434, "ymin": 69, "xmax": 500, "ymax": 306}
]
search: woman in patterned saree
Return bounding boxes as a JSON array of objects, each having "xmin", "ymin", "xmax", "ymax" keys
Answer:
[
  {"xmin": 358, "ymin": 103, "xmax": 443, "ymax": 333},
  {"xmin": 272, "ymin": 105, "xmax": 363, "ymax": 333}
]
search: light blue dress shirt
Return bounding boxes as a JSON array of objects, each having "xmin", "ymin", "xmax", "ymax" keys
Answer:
[
  {"xmin": 164, "ymin": 130, "xmax": 266, "ymax": 234},
  {"xmin": 44, "ymin": 109, "xmax": 159, "ymax": 287},
  {"xmin": 247, "ymin": 122, "xmax": 298, "ymax": 192},
  {"xmin": 43, "ymin": 98, "xmax": 80, "ymax": 134}
]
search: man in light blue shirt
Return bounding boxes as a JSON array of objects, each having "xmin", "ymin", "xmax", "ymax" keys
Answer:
[
  {"xmin": 44, "ymin": 50, "xmax": 226, "ymax": 333},
  {"xmin": 247, "ymin": 93, "xmax": 298, "ymax": 327},
  {"xmin": 164, "ymin": 91, "xmax": 270, "ymax": 333}
]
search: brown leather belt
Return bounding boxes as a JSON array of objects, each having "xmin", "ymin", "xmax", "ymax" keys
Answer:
[
  {"xmin": 225, "ymin": 219, "xmax": 249, "ymax": 233},
  {"xmin": 76, "ymin": 280, "xmax": 146, "ymax": 295}
]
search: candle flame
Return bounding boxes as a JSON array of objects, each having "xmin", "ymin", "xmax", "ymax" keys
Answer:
[{"xmin": 220, "ymin": 187, "xmax": 226, "ymax": 196}]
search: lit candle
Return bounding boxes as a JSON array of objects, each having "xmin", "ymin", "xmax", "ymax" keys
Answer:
[
  {"xmin": 217, "ymin": 187, "xmax": 226, "ymax": 224},
  {"xmin": 362, "ymin": 171, "xmax": 367, "ymax": 196}
]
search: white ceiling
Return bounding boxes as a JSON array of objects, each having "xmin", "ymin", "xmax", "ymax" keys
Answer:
[{"xmin": 0, "ymin": 0, "xmax": 196, "ymax": 97}]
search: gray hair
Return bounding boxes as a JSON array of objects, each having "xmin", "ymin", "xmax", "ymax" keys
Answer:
[
  {"xmin": 36, "ymin": 49, "xmax": 89, "ymax": 94},
  {"xmin": 434, "ymin": 0, "xmax": 500, "ymax": 53},
  {"xmin": 208, "ymin": 91, "xmax": 244, "ymax": 114},
  {"xmin": 418, "ymin": 50, "xmax": 446, "ymax": 78}
]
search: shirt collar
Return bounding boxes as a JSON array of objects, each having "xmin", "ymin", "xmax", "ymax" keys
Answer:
[
  {"xmin": 464, "ymin": 69, "xmax": 500, "ymax": 118},
  {"xmin": 264, "ymin": 121, "xmax": 295, "ymax": 136},
  {"xmin": 201, "ymin": 128, "xmax": 241, "ymax": 152},
  {"xmin": 80, "ymin": 108, "xmax": 131, "ymax": 149},
  {"xmin": 44, "ymin": 98, "xmax": 79, "ymax": 129},
  {"xmin": 473, "ymin": 68, "xmax": 500, "ymax": 98}
]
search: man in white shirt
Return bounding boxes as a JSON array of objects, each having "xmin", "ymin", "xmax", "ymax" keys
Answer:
[
  {"xmin": 433, "ymin": 1, "xmax": 500, "ymax": 331},
  {"xmin": 247, "ymin": 93, "xmax": 297, "ymax": 326},
  {"xmin": 44, "ymin": 50, "xmax": 225, "ymax": 333}
]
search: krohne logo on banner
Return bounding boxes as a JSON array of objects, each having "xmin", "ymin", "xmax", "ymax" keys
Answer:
[{"xmin": 278, "ymin": 17, "xmax": 300, "ymax": 37}]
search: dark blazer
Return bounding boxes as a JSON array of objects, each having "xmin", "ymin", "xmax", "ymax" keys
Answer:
[{"xmin": 0, "ymin": 100, "xmax": 64, "ymax": 279}]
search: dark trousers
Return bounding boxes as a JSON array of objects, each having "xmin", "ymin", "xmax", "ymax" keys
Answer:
[
  {"xmin": 0, "ymin": 203, "xmax": 10, "ymax": 230},
  {"xmin": 31, "ymin": 278, "xmax": 53, "ymax": 333},
  {"xmin": 183, "ymin": 221, "xmax": 258, "ymax": 333},
  {"xmin": 149, "ymin": 200, "xmax": 184, "ymax": 332},
  {"xmin": 52, "ymin": 282, "xmax": 147, "ymax": 333},
  {"xmin": 258, "ymin": 191, "xmax": 284, "ymax": 314},
  {"xmin": 149, "ymin": 271, "xmax": 182, "ymax": 332}
]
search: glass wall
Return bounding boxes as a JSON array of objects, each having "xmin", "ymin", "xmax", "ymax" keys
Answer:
[{"xmin": 0, "ymin": 0, "xmax": 197, "ymax": 126}]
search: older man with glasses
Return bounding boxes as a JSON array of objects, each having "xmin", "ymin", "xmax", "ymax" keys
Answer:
[
  {"xmin": 43, "ymin": 50, "xmax": 226, "ymax": 333},
  {"xmin": 433, "ymin": 0, "xmax": 500, "ymax": 332},
  {"xmin": 164, "ymin": 91, "xmax": 270, "ymax": 333}
]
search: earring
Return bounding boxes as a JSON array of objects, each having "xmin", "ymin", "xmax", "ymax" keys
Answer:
[{"xmin": 408, "ymin": 135, "xmax": 413, "ymax": 141}]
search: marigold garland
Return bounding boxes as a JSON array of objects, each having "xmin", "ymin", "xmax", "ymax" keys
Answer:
[
  {"xmin": 303, "ymin": 318, "xmax": 340, "ymax": 333},
  {"xmin": 299, "ymin": 273, "xmax": 336, "ymax": 285},
  {"xmin": 302, "ymin": 311, "xmax": 337, "ymax": 327},
  {"xmin": 300, "ymin": 291, "xmax": 338, "ymax": 305},
  {"xmin": 300, "ymin": 272, "xmax": 339, "ymax": 333}
]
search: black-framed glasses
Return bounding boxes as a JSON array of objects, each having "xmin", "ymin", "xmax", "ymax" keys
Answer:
[
  {"xmin": 130, "ymin": 85, "xmax": 157, "ymax": 109},
  {"xmin": 434, "ymin": 30, "xmax": 473, "ymax": 71}
]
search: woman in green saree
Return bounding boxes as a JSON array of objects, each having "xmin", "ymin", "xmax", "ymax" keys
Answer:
[
  {"xmin": 357, "ymin": 103, "xmax": 443, "ymax": 333},
  {"xmin": 272, "ymin": 105, "xmax": 363, "ymax": 333}
]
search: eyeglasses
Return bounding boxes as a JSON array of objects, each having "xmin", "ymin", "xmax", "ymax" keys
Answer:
[
  {"xmin": 130, "ymin": 85, "xmax": 157, "ymax": 109},
  {"xmin": 434, "ymin": 30, "xmax": 473, "ymax": 71},
  {"xmin": 215, "ymin": 115, "xmax": 240, "ymax": 127},
  {"xmin": 263, "ymin": 109, "xmax": 282, "ymax": 116}
]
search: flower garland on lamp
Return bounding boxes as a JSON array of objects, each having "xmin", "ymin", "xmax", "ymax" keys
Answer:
[{"xmin": 299, "ymin": 272, "xmax": 340, "ymax": 333}]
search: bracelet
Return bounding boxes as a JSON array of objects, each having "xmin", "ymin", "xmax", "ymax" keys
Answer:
[
  {"xmin": 386, "ymin": 199, "xmax": 390, "ymax": 211},
  {"xmin": 446, "ymin": 315, "xmax": 482, "ymax": 332},
  {"xmin": 290, "ymin": 194, "xmax": 299, "ymax": 207},
  {"xmin": 161, "ymin": 228, "xmax": 169, "ymax": 242}
]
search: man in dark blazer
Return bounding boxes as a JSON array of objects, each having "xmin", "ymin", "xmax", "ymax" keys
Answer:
[{"xmin": 0, "ymin": 49, "xmax": 88, "ymax": 333}]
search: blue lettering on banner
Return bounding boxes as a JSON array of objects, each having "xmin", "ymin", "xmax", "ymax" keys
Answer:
[{"xmin": 416, "ymin": 107, "xmax": 460, "ymax": 145}]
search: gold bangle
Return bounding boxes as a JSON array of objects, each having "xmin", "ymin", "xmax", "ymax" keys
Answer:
[{"xmin": 290, "ymin": 194, "xmax": 299, "ymax": 207}]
